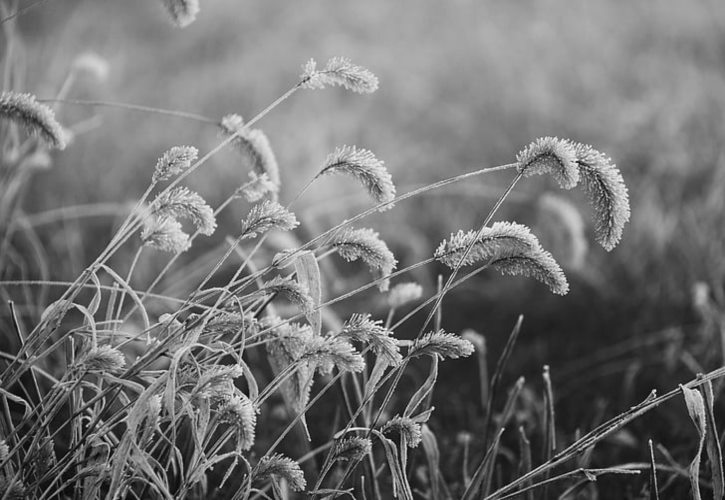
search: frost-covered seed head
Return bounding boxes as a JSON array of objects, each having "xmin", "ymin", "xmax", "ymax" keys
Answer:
[
  {"xmin": 516, "ymin": 137, "xmax": 579, "ymax": 189},
  {"xmin": 254, "ymin": 454, "xmax": 306, "ymax": 491},
  {"xmin": 408, "ymin": 331, "xmax": 474, "ymax": 360},
  {"xmin": 0, "ymin": 91, "xmax": 66, "ymax": 149},
  {"xmin": 329, "ymin": 227, "xmax": 397, "ymax": 292},
  {"xmin": 153, "ymin": 145, "xmax": 198, "ymax": 183},
  {"xmin": 240, "ymin": 200, "xmax": 298, "ymax": 239},
  {"xmin": 301, "ymin": 57, "xmax": 378, "ymax": 94}
]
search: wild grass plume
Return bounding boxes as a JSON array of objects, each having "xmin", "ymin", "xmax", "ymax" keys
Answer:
[{"xmin": 0, "ymin": 91, "xmax": 66, "ymax": 149}]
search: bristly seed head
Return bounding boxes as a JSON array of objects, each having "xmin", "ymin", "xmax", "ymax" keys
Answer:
[
  {"xmin": 0, "ymin": 91, "xmax": 66, "ymax": 150},
  {"xmin": 240, "ymin": 200, "xmax": 298, "ymax": 239},
  {"xmin": 328, "ymin": 227, "xmax": 397, "ymax": 292},
  {"xmin": 254, "ymin": 454, "xmax": 306, "ymax": 491},
  {"xmin": 339, "ymin": 313, "xmax": 402, "ymax": 366},
  {"xmin": 77, "ymin": 345, "xmax": 126, "ymax": 373},
  {"xmin": 567, "ymin": 141, "xmax": 630, "ymax": 251},
  {"xmin": 333, "ymin": 437, "xmax": 372, "ymax": 462},
  {"xmin": 220, "ymin": 114, "xmax": 281, "ymax": 190},
  {"xmin": 259, "ymin": 275, "xmax": 313, "ymax": 314},
  {"xmin": 153, "ymin": 145, "xmax": 198, "ymax": 183},
  {"xmin": 434, "ymin": 222, "xmax": 539, "ymax": 268},
  {"xmin": 382, "ymin": 416, "xmax": 423, "ymax": 448},
  {"xmin": 217, "ymin": 393, "xmax": 257, "ymax": 451},
  {"xmin": 318, "ymin": 145, "xmax": 396, "ymax": 210},
  {"xmin": 141, "ymin": 215, "xmax": 192, "ymax": 253},
  {"xmin": 408, "ymin": 330, "xmax": 474, "ymax": 360},
  {"xmin": 150, "ymin": 186, "xmax": 217, "ymax": 236},
  {"xmin": 435, "ymin": 222, "xmax": 569, "ymax": 295},
  {"xmin": 516, "ymin": 137, "xmax": 579, "ymax": 189},
  {"xmin": 300, "ymin": 57, "xmax": 379, "ymax": 94},
  {"xmin": 299, "ymin": 335, "xmax": 366, "ymax": 374}
]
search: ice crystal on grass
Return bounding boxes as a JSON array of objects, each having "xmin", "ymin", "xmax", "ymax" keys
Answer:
[
  {"xmin": 151, "ymin": 186, "xmax": 216, "ymax": 236},
  {"xmin": 318, "ymin": 146, "xmax": 395, "ymax": 210},
  {"xmin": 255, "ymin": 454, "xmax": 306, "ymax": 491},
  {"xmin": 408, "ymin": 331, "xmax": 474, "ymax": 360},
  {"xmin": 0, "ymin": 91, "xmax": 66, "ymax": 149},
  {"xmin": 301, "ymin": 57, "xmax": 378, "ymax": 94},
  {"xmin": 160, "ymin": 0, "xmax": 199, "ymax": 28},
  {"xmin": 516, "ymin": 137, "xmax": 579, "ymax": 189},
  {"xmin": 240, "ymin": 200, "xmax": 298, "ymax": 239},
  {"xmin": 339, "ymin": 313, "xmax": 402, "ymax": 366},
  {"xmin": 568, "ymin": 141, "xmax": 630, "ymax": 251},
  {"xmin": 329, "ymin": 227, "xmax": 397, "ymax": 292},
  {"xmin": 153, "ymin": 145, "xmax": 198, "ymax": 183}
]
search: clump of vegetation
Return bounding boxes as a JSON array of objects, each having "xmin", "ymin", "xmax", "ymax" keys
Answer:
[{"xmin": 0, "ymin": 2, "xmax": 723, "ymax": 499}]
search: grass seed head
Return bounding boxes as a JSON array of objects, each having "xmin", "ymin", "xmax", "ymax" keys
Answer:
[
  {"xmin": 141, "ymin": 215, "xmax": 191, "ymax": 253},
  {"xmin": 78, "ymin": 345, "xmax": 126, "ymax": 373},
  {"xmin": 255, "ymin": 454, "xmax": 307, "ymax": 492},
  {"xmin": 516, "ymin": 136, "xmax": 579, "ymax": 189},
  {"xmin": 301, "ymin": 56, "xmax": 379, "ymax": 94},
  {"xmin": 435, "ymin": 222, "xmax": 539, "ymax": 268},
  {"xmin": 318, "ymin": 145, "xmax": 396, "ymax": 210},
  {"xmin": 408, "ymin": 330, "xmax": 474, "ymax": 360},
  {"xmin": 241, "ymin": 200, "xmax": 298, "ymax": 239},
  {"xmin": 383, "ymin": 416, "xmax": 423, "ymax": 448},
  {"xmin": 72, "ymin": 52, "xmax": 110, "ymax": 82},
  {"xmin": 329, "ymin": 227, "xmax": 397, "ymax": 292},
  {"xmin": 151, "ymin": 186, "xmax": 217, "ymax": 236},
  {"xmin": 568, "ymin": 141, "xmax": 630, "ymax": 251},
  {"xmin": 340, "ymin": 313, "xmax": 402, "ymax": 366},
  {"xmin": 0, "ymin": 91, "xmax": 66, "ymax": 150},
  {"xmin": 260, "ymin": 275, "xmax": 313, "ymax": 314},
  {"xmin": 218, "ymin": 394, "xmax": 257, "ymax": 451},
  {"xmin": 153, "ymin": 145, "xmax": 198, "ymax": 183},
  {"xmin": 220, "ymin": 114, "xmax": 281, "ymax": 189},
  {"xmin": 301, "ymin": 335, "xmax": 366, "ymax": 374},
  {"xmin": 237, "ymin": 171, "xmax": 278, "ymax": 202},
  {"xmin": 333, "ymin": 437, "xmax": 372, "ymax": 462}
]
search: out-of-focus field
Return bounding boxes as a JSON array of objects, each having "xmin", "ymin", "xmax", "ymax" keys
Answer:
[{"xmin": 10, "ymin": 0, "xmax": 725, "ymax": 494}]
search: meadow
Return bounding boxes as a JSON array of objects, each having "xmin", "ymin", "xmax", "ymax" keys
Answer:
[{"xmin": 1, "ymin": 0, "xmax": 725, "ymax": 498}]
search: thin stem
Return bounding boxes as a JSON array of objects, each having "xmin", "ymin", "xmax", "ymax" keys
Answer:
[{"xmin": 37, "ymin": 98, "xmax": 217, "ymax": 124}]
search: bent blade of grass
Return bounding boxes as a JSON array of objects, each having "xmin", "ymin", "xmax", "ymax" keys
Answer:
[{"xmin": 462, "ymin": 428, "xmax": 504, "ymax": 500}]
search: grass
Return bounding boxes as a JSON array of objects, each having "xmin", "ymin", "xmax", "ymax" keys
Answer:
[{"xmin": 2, "ymin": 1, "xmax": 725, "ymax": 498}]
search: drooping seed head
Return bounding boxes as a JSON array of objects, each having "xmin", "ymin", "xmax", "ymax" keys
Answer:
[
  {"xmin": 0, "ymin": 91, "xmax": 66, "ymax": 150},
  {"xmin": 382, "ymin": 416, "xmax": 423, "ymax": 448},
  {"xmin": 568, "ymin": 141, "xmax": 630, "ymax": 251},
  {"xmin": 434, "ymin": 222, "xmax": 539, "ymax": 268},
  {"xmin": 318, "ymin": 145, "xmax": 395, "ymax": 210},
  {"xmin": 516, "ymin": 137, "xmax": 579, "ymax": 189},
  {"xmin": 254, "ymin": 454, "xmax": 306, "ymax": 491},
  {"xmin": 328, "ymin": 227, "xmax": 397, "ymax": 292},
  {"xmin": 259, "ymin": 275, "xmax": 313, "ymax": 314},
  {"xmin": 220, "ymin": 114, "xmax": 281, "ymax": 189},
  {"xmin": 217, "ymin": 393, "xmax": 257, "ymax": 451},
  {"xmin": 340, "ymin": 313, "xmax": 402, "ymax": 366},
  {"xmin": 150, "ymin": 186, "xmax": 216, "ymax": 236},
  {"xmin": 240, "ymin": 200, "xmax": 298, "ymax": 239},
  {"xmin": 301, "ymin": 57, "xmax": 379, "ymax": 94},
  {"xmin": 153, "ymin": 145, "xmax": 198, "ymax": 183},
  {"xmin": 300, "ymin": 335, "xmax": 366, "ymax": 374},
  {"xmin": 333, "ymin": 437, "xmax": 372, "ymax": 462},
  {"xmin": 408, "ymin": 331, "xmax": 474, "ymax": 360},
  {"xmin": 141, "ymin": 215, "xmax": 191, "ymax": 253},
  {"xmin": 77, "ymin": 345, "xmax": 126, "ymax": 373}
]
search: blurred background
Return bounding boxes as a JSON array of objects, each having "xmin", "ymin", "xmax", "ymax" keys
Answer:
[{"xmin": 5, "ymin": 0, "xmax": 725, "ymax": 495}]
